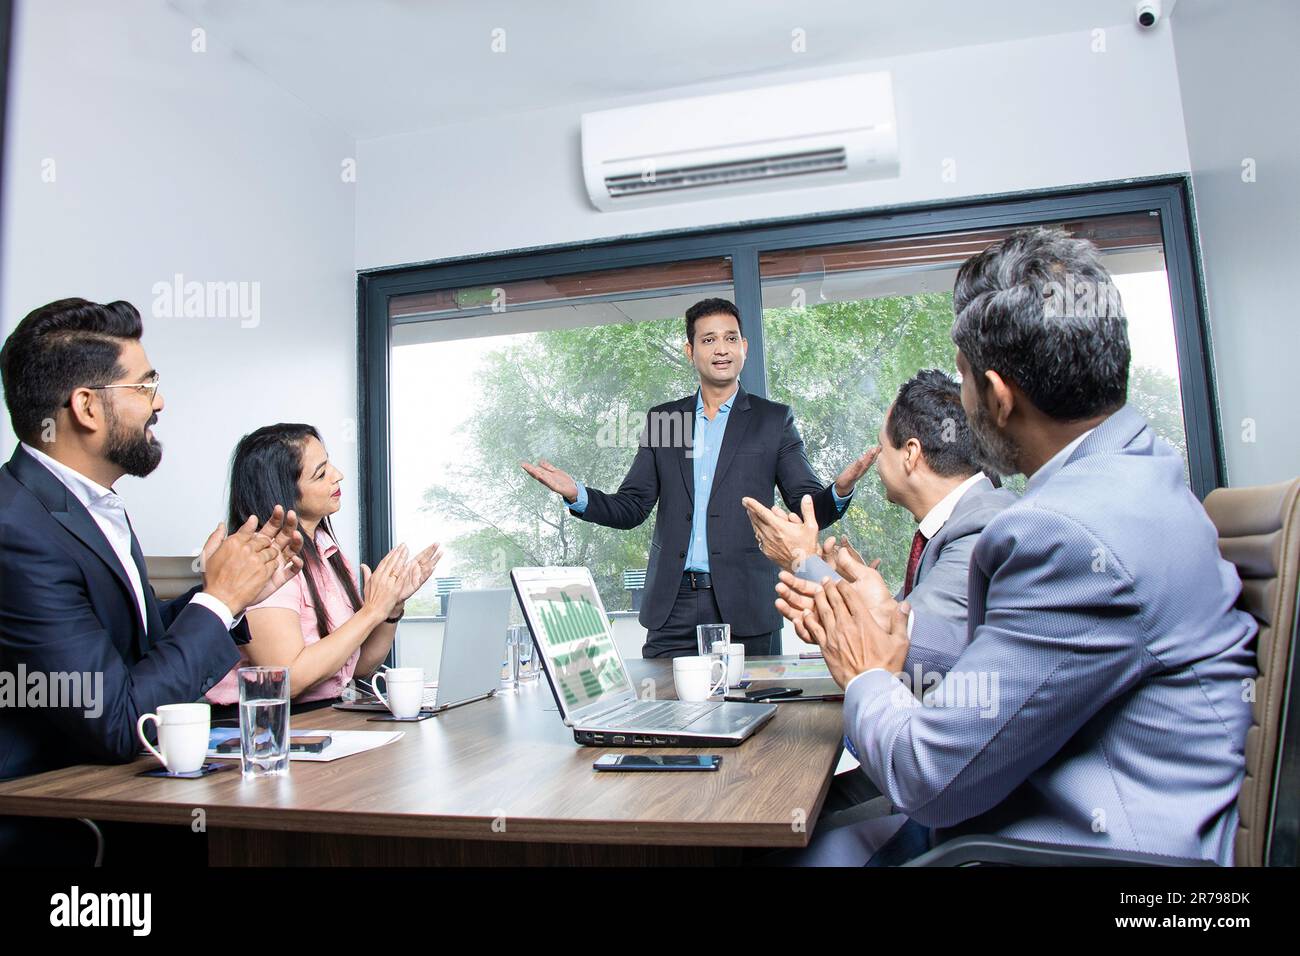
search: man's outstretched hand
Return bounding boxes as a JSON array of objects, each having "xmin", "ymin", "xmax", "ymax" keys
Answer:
[
  {"xmin": 833, "ymin": 445, "xmax": 880, "ymax": 498},
  {"xmin": 521, "ymin": 460, "xmax": 579, "ymax": 504}
]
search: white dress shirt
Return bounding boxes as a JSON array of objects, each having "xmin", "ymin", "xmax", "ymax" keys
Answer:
[
  {"xmin": 917, "ymin": 471, "xmax": 987, "ymax": 541},
  {"xmin": 20, "ymin": 443, "xmax": 236, "ymax": 631},
  {"xmin": 844, "ymin": 430, "xmax": 1098, "ymax": 694}
]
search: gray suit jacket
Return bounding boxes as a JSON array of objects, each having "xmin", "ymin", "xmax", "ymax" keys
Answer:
[
  {"xmin": 844, "ymin": 405, "xmax": 1256, "ymax": 864},
  {"xmin": 895, "ymin": 477, "xmax": 1014, "ymax": 678},
  {"xmin": 799, "ymin": 476, "xmax": 1013, "ymax": 678}
]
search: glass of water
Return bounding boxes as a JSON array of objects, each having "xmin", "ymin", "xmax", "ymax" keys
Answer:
[
  {"xmin": 696, "ymin": 623, "xmax": 730, "ymax": 657},
  {"xmin": 501, "ymin": 628, "xmax": 520, "ymax": 691},
  {"xmin": 511, "ymin": 625, "xmax": 540, "ymax": 683},
  {"xmin": 238, "ymin": 666, "xmax": 290, "ymax": 779}
]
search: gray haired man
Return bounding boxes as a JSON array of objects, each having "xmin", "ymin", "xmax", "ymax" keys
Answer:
[{"xmin": 775, "ymin": 228, "xmax": 1255, "ymax": 866}]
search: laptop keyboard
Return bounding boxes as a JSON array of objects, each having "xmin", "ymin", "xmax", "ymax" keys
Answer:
[{"xmin": 616, "ymin": 700, "xmax": 718, "ymax": 730}]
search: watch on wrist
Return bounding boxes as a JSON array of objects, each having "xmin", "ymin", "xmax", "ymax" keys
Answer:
[{"xmin": 385, "ymin": 607, "xmax": 405, "ymax": 624}]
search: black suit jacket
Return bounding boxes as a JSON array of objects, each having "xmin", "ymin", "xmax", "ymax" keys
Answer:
[
  {"xmin": 0, "ymin": 445, "xmax": 246, "ymax": 783},
  {"xmin": 574, "ymin": 386, "xmax": 846, "ymax": 635}
]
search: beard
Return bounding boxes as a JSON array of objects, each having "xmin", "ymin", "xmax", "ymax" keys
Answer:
[
  {"xmin": 968, "ymin": 396, "xmax": 1021, "ymax": 477},
  {"xmin": 104, "ymin": 405, "xmax": 163, "ymax": 477}
]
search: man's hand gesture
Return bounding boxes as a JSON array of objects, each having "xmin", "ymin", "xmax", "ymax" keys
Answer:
[
  {"xmin": 833, "ymin": 445, "xmax": 879, "ymax": 498},
  {"xmin": 521, "ymin": 460, "xmax": 579, "ymax": 504}
]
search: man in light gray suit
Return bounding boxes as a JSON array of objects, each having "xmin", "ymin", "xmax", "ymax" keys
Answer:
[
  {"xmin": 776, "ymin": 227, "xmax": 1256, "ymax": 865},
  {"xmin": 747, "ymin": 368, "xmax": 1013, "ymax": 679},
  {"xmin": 745, "ymin": 369, "xmax": 1013, "ymax": 810}
]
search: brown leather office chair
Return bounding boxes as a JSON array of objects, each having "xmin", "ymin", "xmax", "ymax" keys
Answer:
[
  {"xmin": 1204, "ymin": 478, "xmax": 1300, "ymax": 867},
  {"xmin": 144, "ymin": 555, "xmax": 203, "ymax": 601},
  {"xmin": 909, "ymin": 477, "xmax": 1300, "ymax": 867}
]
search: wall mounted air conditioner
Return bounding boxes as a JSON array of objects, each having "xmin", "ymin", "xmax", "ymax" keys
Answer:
[{"xmin": 581, "ymin": 72, "xmax": 899, "ymax": 212}]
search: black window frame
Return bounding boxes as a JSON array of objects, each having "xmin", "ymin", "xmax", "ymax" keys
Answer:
[{"xmin": 357, "ymin": 175, "xmax": 1222, "ymax": 572}]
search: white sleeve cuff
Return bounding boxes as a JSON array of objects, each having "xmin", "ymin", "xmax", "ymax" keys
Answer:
[
  {"xmin": 844, "ymin": 666, "xmax": 894, "ymax": 697},
  {"xmin": 191, "ymin": 592, "xmax": 238, "ymax": 630}
]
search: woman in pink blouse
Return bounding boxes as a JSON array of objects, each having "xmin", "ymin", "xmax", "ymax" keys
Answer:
[{"xmin": 207, "ymin": 424, "xmax": 441, "ymax": 704}]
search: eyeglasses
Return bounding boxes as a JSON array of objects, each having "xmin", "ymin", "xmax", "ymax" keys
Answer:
[{"xmin": 76, "ymin": 371, "xmax": 162, "ymax": 404}]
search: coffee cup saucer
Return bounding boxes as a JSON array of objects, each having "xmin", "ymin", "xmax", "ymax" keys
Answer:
[
  {"xmin": 365, "ymin": 712, "xmax": 435, "ymax": 722},
  {"xmin": 137, "ymin": 761, "xmax": 235, "ymax": 778}
]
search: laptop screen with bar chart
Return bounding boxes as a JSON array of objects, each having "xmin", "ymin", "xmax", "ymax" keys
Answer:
[{"xmin": 510, "ymin": 567, "xmax": 634, "ymax": 716}]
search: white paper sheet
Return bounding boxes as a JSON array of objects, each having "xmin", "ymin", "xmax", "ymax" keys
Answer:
[{"xmin": 206, "ymin": 728, "xmax": 404, "ymax": 763}]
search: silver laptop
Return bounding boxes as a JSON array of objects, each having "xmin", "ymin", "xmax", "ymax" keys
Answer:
[
  {"xmin": 336, "ymin": 588, "xmax": 513, "ymax": 713},
  {"xmin": 510, "ymin": 567, "xmax": 775, "ymax": 747}
]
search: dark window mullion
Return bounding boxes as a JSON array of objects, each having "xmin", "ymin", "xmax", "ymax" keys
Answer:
[
  {"xmin": 732, "ymin": 246, "xmax": 767, "ymax": 399},
  {"xmin": 1156, "ymin": 189, "xmax": 1225, "ymax": 497}
]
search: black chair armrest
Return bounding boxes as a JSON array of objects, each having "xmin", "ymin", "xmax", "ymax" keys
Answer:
[{"xmin": 903, "ymin": 834, "xmax": 1218, "ymax": 867}]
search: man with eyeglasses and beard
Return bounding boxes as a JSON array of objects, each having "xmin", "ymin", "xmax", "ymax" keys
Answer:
[{"xmin": 0, "ymin": 298, "xmax": 305, "ymax": 863}]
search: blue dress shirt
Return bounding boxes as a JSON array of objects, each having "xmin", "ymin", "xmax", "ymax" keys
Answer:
[{"xmin": 570, "ymin": 387, "xmax": 851, "ymax": 573}]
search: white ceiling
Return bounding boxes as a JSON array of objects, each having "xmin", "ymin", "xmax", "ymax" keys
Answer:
[{"xmin": 166, "ymin": 0, "xmax": 1165, "ymax": 141}]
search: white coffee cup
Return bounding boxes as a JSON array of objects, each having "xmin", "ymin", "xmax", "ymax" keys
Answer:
[
  {"xmin": 713, "ymin": 641, "xmax": 745, "ymax": 688},
  {"xmin": 137, "ymin": 702, "xmax": 211, "ymax": 774},
  {"xmin": 372, "ymin": 667, "xmax": 424, "ymax": 719},
  {"xmin": 673, "ymin": 655, "xmax": 728, "ymax": 702}
]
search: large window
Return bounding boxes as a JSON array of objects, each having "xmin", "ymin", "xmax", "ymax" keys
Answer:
[
  {"xmin": 361, "ymin": 180, "xmax": 1219, "ymax": 660},
  {"xmin": 759, "ymin": 213, "xmax": 1188, "ymax": 590},
  {"xmin": 388, "ymin": 259, "xmax": 733, "ymax": 621}
]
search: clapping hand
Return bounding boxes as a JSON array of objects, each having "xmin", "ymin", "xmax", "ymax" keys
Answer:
[
  {"xmin": 200, "ymin": 506, "xmax": 305, "ymax": 615},
  {"xmin": 798, "ymin": 578, "xmax": 910, "ymax": 690},
  {"xmin": 742, "ymin": 494, "xmax": 819, "ymax": 571},
  {"xmin": 361, "ymin": 542, "xmax": 444, "ymax": 620}
]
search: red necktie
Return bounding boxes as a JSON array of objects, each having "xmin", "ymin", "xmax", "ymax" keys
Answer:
[{"xmin": 903, "ymin": 530, "xmax": 926, "ymax": 597}]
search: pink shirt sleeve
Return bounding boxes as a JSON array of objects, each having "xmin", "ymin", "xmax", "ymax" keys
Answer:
[{"xmin": 247, "ymin": 573, "xmax": 305, "ymax": 613}]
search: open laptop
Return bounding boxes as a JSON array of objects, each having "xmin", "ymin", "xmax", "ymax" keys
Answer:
[
  {"xmin": 510, "ymin": 567, "xmax": 776, "ymax": 747},
  {"xmin": 335, "ymin": 588, "xmax": 513, "ymax": 714}
]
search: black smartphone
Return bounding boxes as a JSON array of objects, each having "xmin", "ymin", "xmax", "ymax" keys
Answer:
[
  {"xmin": 727, "ymin": 686, "xmax": 802, "ymax": 702},
  {"xmin": 215, "ymin": 734, "xmax": 332, "ymax": 754},
  {"xmin": 289, "ymin": 735, "xmax": 332, "ymax": 753},
  {"xmin": 593, "ymin": 754, "xmax": 721, "ymax": 772}
]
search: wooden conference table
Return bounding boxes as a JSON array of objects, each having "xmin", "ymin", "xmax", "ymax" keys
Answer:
[{"xmin": 0, "ymin": 659, "xmax": 847, "ymax": 865}]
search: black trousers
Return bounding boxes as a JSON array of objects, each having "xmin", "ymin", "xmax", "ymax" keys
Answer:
[{"xmin": 642, "ymin": 576, "xmax": 782, "ymax": 659}]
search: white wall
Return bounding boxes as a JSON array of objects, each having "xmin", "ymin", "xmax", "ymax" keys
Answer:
[
  {"xmin": 356, "ymin": 25, "xmax": 1190, "ymax": 268},
  {"xmin": 1171, "ymin": 0, "xmax": 1300, "ymax": 487},
  {"xmin": 1, "ymin": 0, "xmax": 359, "ymax": 558},
  {"xmin": 1, "ymin": 8, "xmax": 1206, "ymax": 564}
]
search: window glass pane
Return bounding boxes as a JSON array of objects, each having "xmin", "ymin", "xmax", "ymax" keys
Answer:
[
  {"xmin": 388, "ymin": 258, "xmax": 734, "ymax": 669},
  {"xmin": 761, "ymin": 213, "xmax": 1187, "ymax": 593}
]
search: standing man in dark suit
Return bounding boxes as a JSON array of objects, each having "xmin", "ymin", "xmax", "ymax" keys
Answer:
[
  {"xmin": 0, "ymin": 298, "xmax": 305, "ymax": 862},
  {"xmin": 522, "ymin": 298, "xmax": 874, "ymax": 659}
]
